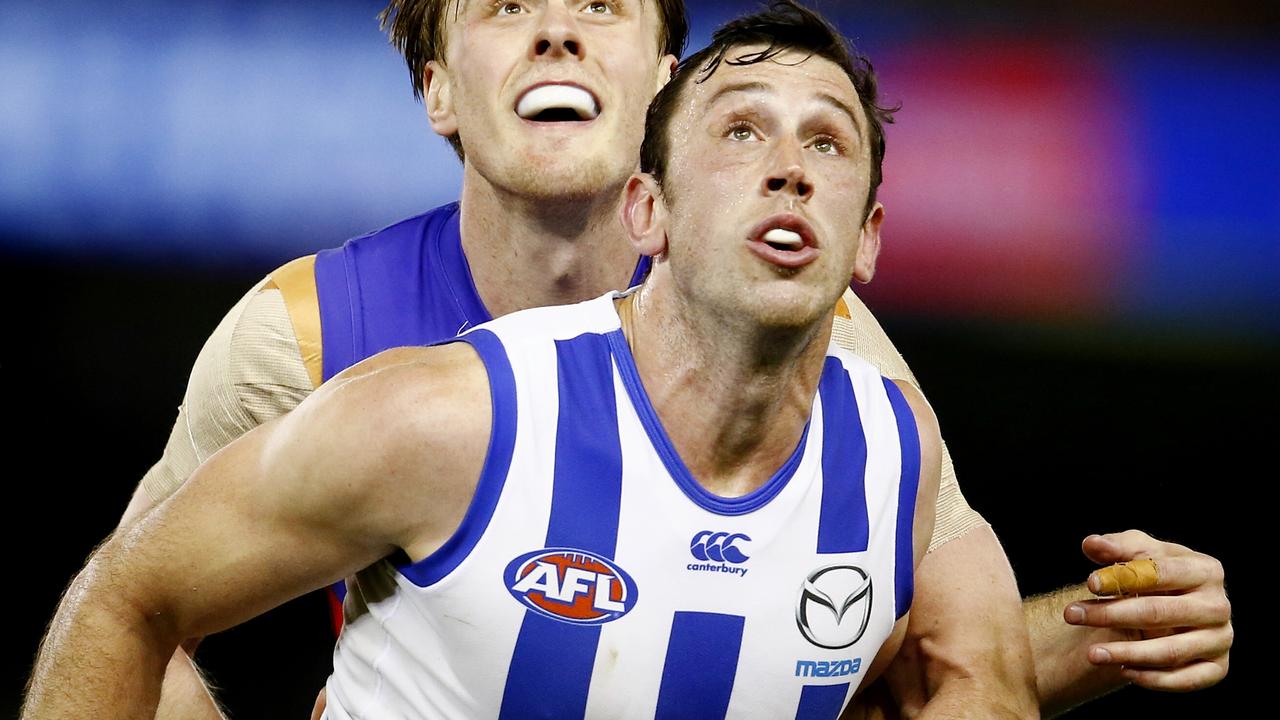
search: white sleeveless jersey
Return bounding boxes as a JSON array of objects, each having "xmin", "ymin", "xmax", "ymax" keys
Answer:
[{"xmin": 324, "ymin": 293, "xmax": 922, "ymax": 720}]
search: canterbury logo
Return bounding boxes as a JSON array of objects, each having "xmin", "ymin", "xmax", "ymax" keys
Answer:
[{"xmin": 689, "ymin": 531, "xmax": 751, "ymax": 564}]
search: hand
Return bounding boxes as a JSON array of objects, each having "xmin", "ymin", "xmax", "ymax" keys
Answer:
[{"xmin": 1064, "ymin": 530, "xmax": 1232, "ymax": 691}]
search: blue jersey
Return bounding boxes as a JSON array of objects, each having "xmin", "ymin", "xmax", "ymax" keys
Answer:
[
  {"xmin": 323, "ymin": 293, "xmax": 923, "ymax": 720},
  {"xmin": 313, "ymin": 202, "xmax": 652, "ymax": 381}
]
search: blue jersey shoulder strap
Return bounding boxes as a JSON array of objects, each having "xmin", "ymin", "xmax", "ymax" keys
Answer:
[{"xmin": 314, "ymin": 203, "xmax": 490, "ymax": 381}]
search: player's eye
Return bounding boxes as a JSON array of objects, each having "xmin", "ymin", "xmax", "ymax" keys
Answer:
[
  {"xmin": 810, "ymin": 135, "xmax": 844, "ymax": 156},
  {"xmin": 727, "ymin": 123, "xmax": 757, "ymax": 142},
  {"xmin": 585, "ymin": 1, "xmax": 612, "ymax": 14},
  {"xmin": 499, "ymin": 2, "xmax": 523, "ymax": 15}
]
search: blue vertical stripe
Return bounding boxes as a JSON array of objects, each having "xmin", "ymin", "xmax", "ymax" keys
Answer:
[
  {"xmin": 544, "ymin": 335, "xmax": 624, "ymax": 554},
  {"xmin": 795, "ymin": 683, "xmax": 851, "ymax": 720},
  {"xmin": 500, "ymin": 613, "xmax": 599, "ymax": 718},
  {"xmin": 499, "ymin": 333, "xmax": 624, "ymax": 720},
  {"xmin": 654, "ymin": 612, "xmax": 745, "ymax": 720},
  {"xmin": 882, "ymin": 378, "xmax": 921, "ymax": 619},
  {"xmin": 817, "ymin": 358, "xmax": 870, "ymax": 553}
]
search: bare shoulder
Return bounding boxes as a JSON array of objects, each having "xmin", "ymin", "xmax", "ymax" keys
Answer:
[
  {"xmin": 316, "ymin": 342, "xmax": 492, "ymax": 461},
  {"xmin": 269, "ymin": 342, "xmax": 494, "ymax": 550},
  {"xmin": 890, "ymin": 380, "xmax": 941, "ymax": 567},
  {"xmin": 889, "ymin": 381, "xmax": 940, "ymax": 458}
]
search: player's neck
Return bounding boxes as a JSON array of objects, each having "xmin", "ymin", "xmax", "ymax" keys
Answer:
[
  {"xmin": 618, "ymin": 285, "xmax": 832, "ymax": 499},
  {"xmin": 459, "ymin": 166, "xmax": 642, "ymax": 320}
]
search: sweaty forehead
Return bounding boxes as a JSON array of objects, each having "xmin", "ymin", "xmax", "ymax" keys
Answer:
[
  {"xmin": 706, "ymin": 49, "xmax": 855, "ymax": 97},
  {"xmin": 694, "ymin": 49, "xmax": 860, "ymax": 112}
]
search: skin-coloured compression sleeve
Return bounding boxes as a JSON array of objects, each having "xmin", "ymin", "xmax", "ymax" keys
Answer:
[
  {"xmin": 138, "ymin": 281, "xmax": 315, "ymax": 506},
  {"xmin": 831, "ymin": 288, "xmax": 988, "ymax": 552}
]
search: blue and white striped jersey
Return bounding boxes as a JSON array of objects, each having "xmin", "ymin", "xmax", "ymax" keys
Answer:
[{"xmin": 324, "ymin": 292, "xmax": 922, "ymax": 720}]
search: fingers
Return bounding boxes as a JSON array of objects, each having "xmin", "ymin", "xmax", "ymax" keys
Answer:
[
  {"xmin": 1087, "ymin": 623, "xmax": 1233, "ymax": 692},
  {"xmin": 1087, "ymin": 625, "xmax": 1234, "ymax": 669},
  {"xmin": 1072, "ymin": 531, "xmax": 1232, "ymax": 694},
  {"xmin": 1120, "ymin": 659, "xmax": 1230, "ymax": 692},
  {"xmin": 1082, "ymin": 532, "xmax": 1224, "ymax": 595},
  {"xmin": 1091, "ymin": 559, "xmax": 1159, "ymax": 595},
  {"xmin": 1088, "ymin": 555, "xmax": 1223, "ymax": 595},
  {"xmin": 1065, "ymin": 594, "xmax": 1232, "ymax": 630},
  {"xmin": 1082, "ymin": 530, "xmax": 1186, "ymax": 564}
]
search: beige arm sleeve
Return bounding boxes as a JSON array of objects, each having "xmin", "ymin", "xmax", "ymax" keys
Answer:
[
  {"xmin": 138, "ymin": 283, "xmax": 315, "ymax": 505},
  {"xmin": 832, "ymin": 288, "xmax": 988, "ymax": 552}
]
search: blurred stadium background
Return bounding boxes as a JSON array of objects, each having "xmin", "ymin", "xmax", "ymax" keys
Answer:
[{"xmin": 4, "ymin": 0, "xmax": 1271, "ymax": 716}]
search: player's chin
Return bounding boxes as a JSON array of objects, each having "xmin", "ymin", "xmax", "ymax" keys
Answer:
[
  {"xmin": 512, "ymin": 157, "xmax": 628, "ymax": 200},
  {"xmin": 744, "ymin": 286, "xmax": 834, "ymax": 332}
]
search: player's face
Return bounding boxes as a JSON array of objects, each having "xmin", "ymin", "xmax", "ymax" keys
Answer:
[
  {"xmin": 432, "ymin": 0, "xmax": 674, "ymax": 200},
  {"xmin": 657, "ymin": 49, "xmax": 882, "ymax": 329}
]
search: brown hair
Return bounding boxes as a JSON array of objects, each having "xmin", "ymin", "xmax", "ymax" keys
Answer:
[{"xmin": 381, "ymin": 0, "xmax": 690, "ymax": 160}]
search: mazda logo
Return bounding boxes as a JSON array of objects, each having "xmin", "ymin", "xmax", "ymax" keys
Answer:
[{"xmin": 795, "ymin": 565, "xmax": 873, "ymax": 649}]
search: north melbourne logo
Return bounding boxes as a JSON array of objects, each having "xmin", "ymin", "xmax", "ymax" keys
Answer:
[
  {"xmin": 795, "ymin": 565, "xmax": 873, "ymax": 649},
  {"xmin": 687, "ymin": 531, "xmax": 751, "ymax": 577}
]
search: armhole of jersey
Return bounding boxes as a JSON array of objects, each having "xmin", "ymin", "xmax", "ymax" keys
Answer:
[
  {"xmin": 881, "ymin": 378, "xmax": 921, "ymax": 620},
  {"xmin": 267, "ymin": 255, "xmax": 324, "ymax": 389},
  {"xmin": 395, "ymin": 329, "xmax": 519, "ymax": 588}
]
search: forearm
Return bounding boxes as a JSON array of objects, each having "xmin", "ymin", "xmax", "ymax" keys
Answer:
[
  {"xmin": 24, "ymin": 562, "xmax": 176, "ymax": 719},
  {"xmin": 155, "ymin": 650, "xmax": 227, "ymax": 720},
  {"xmin": 1025, "ymin": 585, "xmax": 1127, "ymax": 717}
]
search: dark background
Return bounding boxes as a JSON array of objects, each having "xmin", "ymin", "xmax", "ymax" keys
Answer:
[{"xmin": 4, "ymin": 0, "xmax": 1273, "ymax": 717}]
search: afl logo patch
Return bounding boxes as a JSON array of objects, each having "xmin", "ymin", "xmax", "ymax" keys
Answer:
[
  {"xmin": 505, "ymin": 548, "xmax": 639, "ymax": 625},
  {"xmin": 795, "ymin": 565, "xmax": 873, "ymax": 649}
]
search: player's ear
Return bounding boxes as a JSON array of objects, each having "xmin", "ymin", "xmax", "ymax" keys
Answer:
[
  {"xmin": 622, "ymin": 173, "xmax": 669, "ymax": 257},
  {"xmin": 852, "ymin": 202, "xmax": 884, "ymax": 284},
  {"xmin": 425, "ymin": 60, "xmax": 459, "ymax": 138},
  {"xmin": 655, "ymin": 54, "xmax": 679, "ymax": 94}
]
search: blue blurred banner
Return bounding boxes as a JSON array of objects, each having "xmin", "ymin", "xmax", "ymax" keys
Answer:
[
  {"xmin": 0, "ymin": 0, "xmax": 459, "ymax": 260},
  {"xmin": 2, "ymin": 1, "xmax": 1277, "ymax": 333}
]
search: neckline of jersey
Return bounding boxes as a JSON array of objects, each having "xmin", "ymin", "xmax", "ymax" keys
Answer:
[{"xmin": 603, "ymin": 326, "xmax": 811, "ymax": 516}]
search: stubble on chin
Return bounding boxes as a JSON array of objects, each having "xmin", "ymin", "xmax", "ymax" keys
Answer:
[{"xmin": 500, "ymin": 152, "xmax": 628, "ymax": 202}]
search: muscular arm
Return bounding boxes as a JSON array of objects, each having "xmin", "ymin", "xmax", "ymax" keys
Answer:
[
  {"xmin": 24, "ymin": 344, "xmax": 490, "ymax": 720},
  {"xmin": 114, "ymin": 266, "xmax": 318, "ymax": 719},
  {"xmin": 833, "ymin": 289, "xmax": 1230, "ymax": 716},
  {"xmin": 857, "ymin": 382, "xmax": 942, "ymax": 691},
  {"xmin": 835, "ymin": 290, "xmax": 1037, "ymax": 719},
  {"xmin": 873, "ymin": 386, "xmax": 1038, "ymax": 719}
]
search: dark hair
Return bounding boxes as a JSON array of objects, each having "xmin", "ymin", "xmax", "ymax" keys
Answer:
[
  {"xmin": 639, "ymin": 0, "xmax": 897, "ymax": 216},
  {"xmin": 381, "ymin": 0, "xmax": 690, "ymax": 161}
]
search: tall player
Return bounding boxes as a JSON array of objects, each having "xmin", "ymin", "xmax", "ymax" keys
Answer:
[{"xmin": 111, "ymin": 0, "xmax": 1229, "ymax": 717}]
